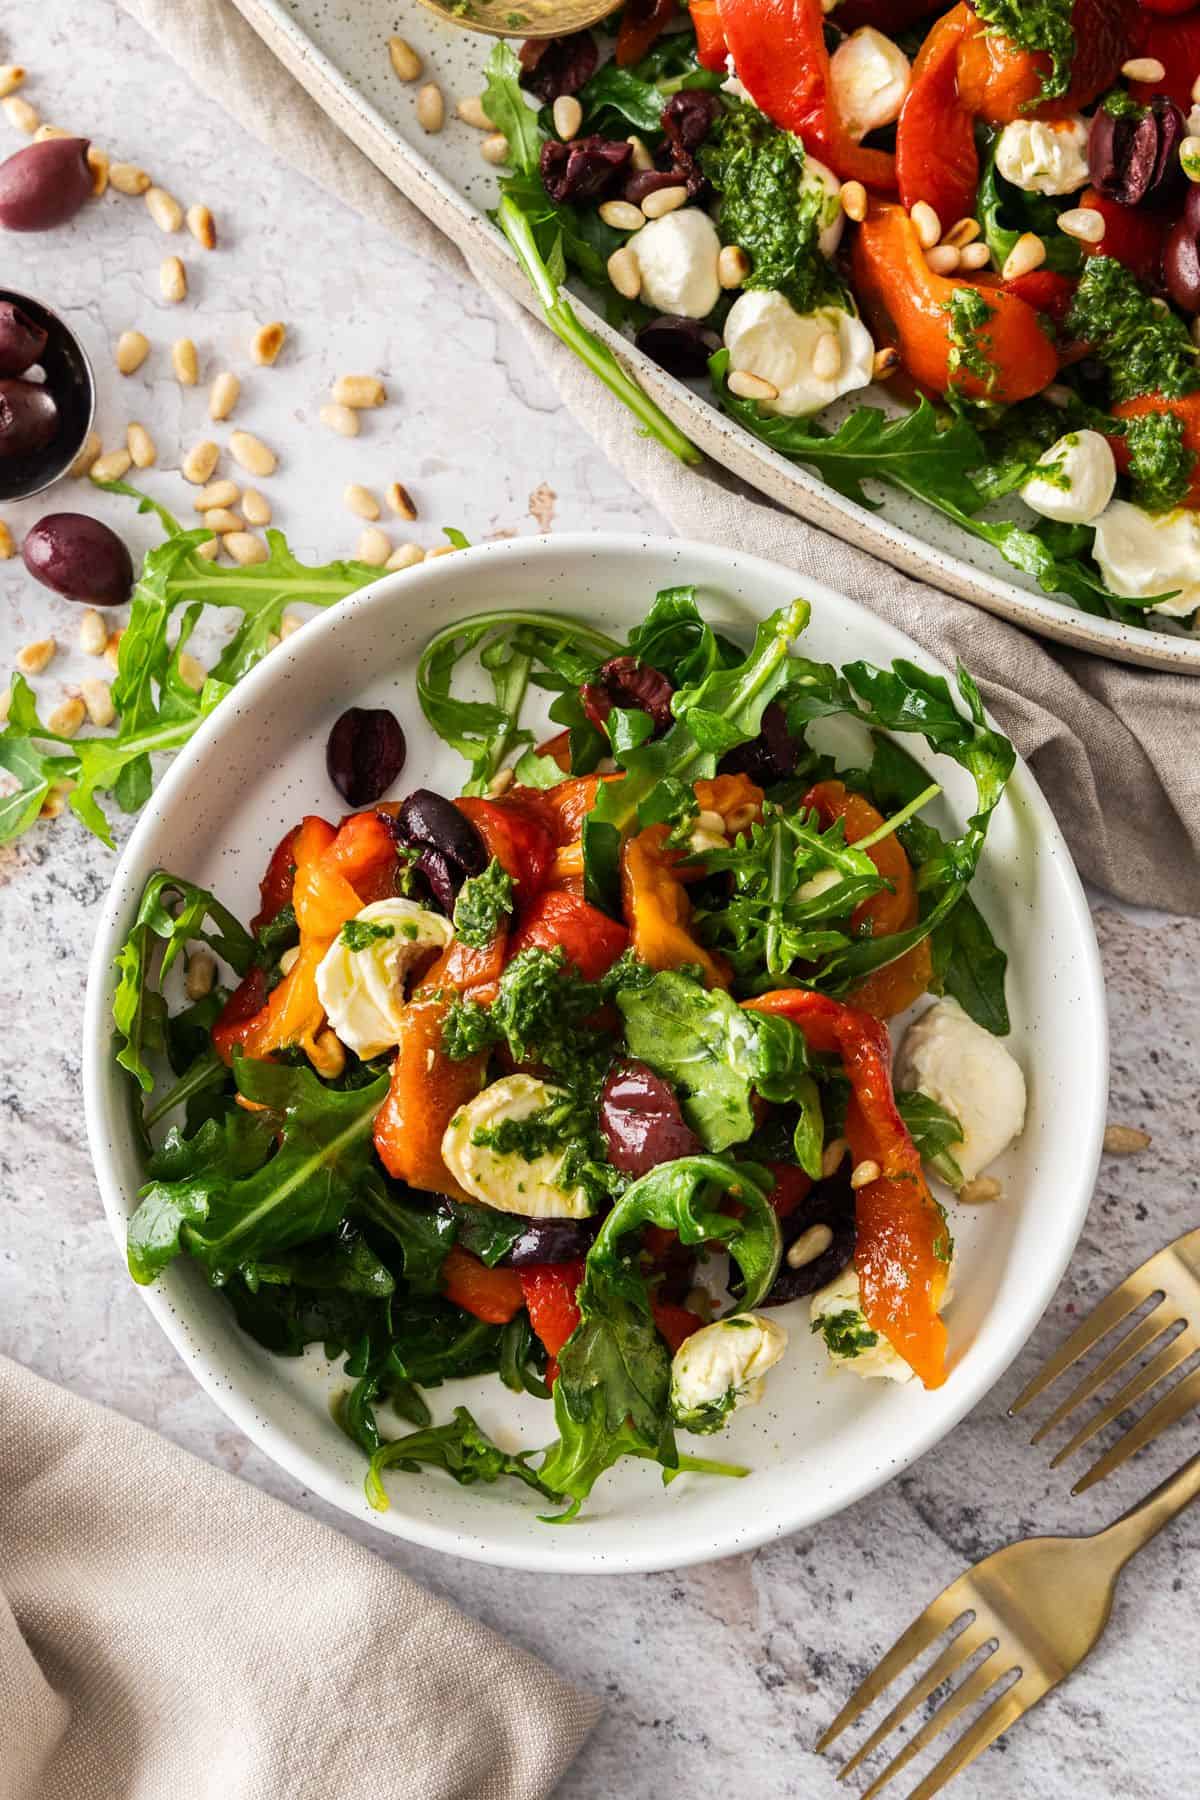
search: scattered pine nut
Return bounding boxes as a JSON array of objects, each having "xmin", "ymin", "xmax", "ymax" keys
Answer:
[
  {"xmin": 812, "ymin": 331, "xmax": 843, "ymax": 379},
  {"xmin": 718, "ymin": 244, "xmax": 750, "ymax": 289},
  {"xmin": 279, "ymin": 613, "xmax": 305, "ymax": 639},
  {"xmin": 0, "ymin": 519, "xmax": 12, "ymax": 560},
  {"xmin": 16, "ymin": 638, "xmax": 57, "ymax": 676},
  {"xmin": 80, "ymin": 677, "xmax": 115, "ymax": 727},
  {"xmin": 34, "ymin": 125, "xmax": 71, "ymax": 143},
  {"xmin": 181, "ymin": 439, "xmax": 220, "ymax": 484},
  {"xmin": 47, "ymin": 696, "xmax": 86, "ymax": 737},
  {"xmin": 2, "ymin": 95, "xmax": 39, "ymax": 134},
  {"xmin": 960, "ymin": 1175, "xmax": 1002, "ymax": 1203},
  {"xmin": 1059, "ymin": 207, "xmax": 1105, "ymax": 243},
  {"xmin": 416, "ymin": 83, "xmax": 445, "ymax": 133},
  {"xmin": 109, "ymin": 161, "xmax": 150, "ymax": 195},
  {"xmin": 308, "ymin": 1029, "xmax": 346, "ymax": 1080},
  {"xmin": 344, "ymin": 482, "xmax": 381, "ymax": 520},
  {"xmin": 126, "ymin": 422, "xmax": 157, "ymax": 468},
  {"xmin": 176, "ymin": 650, "xmax": 207, "ymax": 690},
  {"xmin": 388, "ymin": 36, "xmax": 422, "ymax": 82},
  {"xmin": 627, "ymin": 135, "xmax": 654, "ymax": 172},
  {"xmin": 943, "ymin": 217, "xmax": 981, "ymax": 248},
  {"xmin": 926, "ymin": 243, "xmax": 960, "ymax": 275},
  {"xmin": 229, "ymin": 430, "xmax": 276, "ymax": 476},
  {"xmin": 251, "ymin": 321, "xmax": 286, "ymax": 366},
  {"xmin": 68, "ymin": 431, "xmax": 101, "ymax": 477},
  {"xmin": 184, "ymin": 949, "xmax": 217, "ymax": 1000},
  {"xmin": 209, "ymin": 370, "xmax": 240, "ymax": 421},
  {"xmin": 145, "ymin": 185, "xmax": 183, "ymax": 232},
  {"xmin": 553, "ymin": 95, "xmax": 582, "ymax": 141},
  {"xmin": 0, "ymin": 66, "xmax": 24, "ymax": 98},
  {"xmin": 116, "ymin": 329, "xmax": 150, "ymax": 375},
  {"xmin": 223, "ymin": 531, "xmax": 268, "ymax": 566},
  {"xmin": 1121, "ymin": 56, "xmax": 1165, "ymax": 82},
  {"xmin": 386, "ymin": 481, "xmax": 417, "ymax": 521},
  {"xmin": 1103, "ymin": 1123, "xmax": 1152, "ymax": 1154},
  {"xmin": 104, "ymin": 629, "xmax": 125, "ymax": 672},
  {"xmin": 241, "ymin": 488, "xmax": 271, "ymax": 526},
  {"xmin": 357, "ymin": 526, "xmax": 392, "ymax": 565},
  {"xmin": 456, "ymin": 95, "xmax": 493, "ymax": 130},
  {"xmin": 641, "ymin": 184, "xmax": 688, "ymax": 219},
  {"xmin": 385, "ymin": 542, "xmax": 425, "ymax": 571},
  {"xmin": 172, "ymin": 337, "xmax": 198, "ymax": 385},
  {"xmin": 849, "ymin": 1158, "xmax": 881, "ymax": 1189},
  {"xmin": 599, "ymin": 199, "xmax": 644, "ymax": 231},
  {"xmin": 821, "ymin": 1137, "xmax": 849, "ymax": 1179},
  {"xmin": 203, "ymin": 507, "xmax": 243, "ymax": 534},
  {"xmin": 332, "ymin": 374, "xmax": 386, "ymax": 409},
  {"xmin": 195, "ymin": 536, "xmax": 220, "ymax": 562},
  {"xmin": 186, "ymin": 203, "xmax": 216, "ymax": 250},
  {"xmin": 840, "ymin": 179, "xmax": 867, "ymax": 222},
  {"xmin": 958, "ymin": 241, "xmax": 992, "ymax": 270},
  {"xmin": 607, "ymin": 245, "xmax": 641, "ymax": 299},
  {"xmin": 79, "ymin": 609, "xmax": 107, "ymax": 656},
  {"xmin": 427, "ymin": 544, "xmax": 458, "ymax": 559},
  {"xmin": 39, "ymin": 786, "xmax": 67, "ymax": 819},
  {"xmin": 1002, "ymin": 231, "xmax": 1045, "ymax": 281},
  {"xmin": 160, "ymin": 255, "xmax": 187, "ymax": 303},
  {"xmin": 193, "ymin": 479, "xmax": 239, "ymax": 511},
  {"xmin": 87, "ymin": 147, "xmax": 109, "ymax": 196},
  {"xmin": 786, "ymin": 1223, "xmax": 834, "ymax": 1270},
  {"xmin": 320, "ymin": 401, "xmax": 359, "ymax": 437},
  {"xmin": 91, "ymin": 448, "xmax": 132, "ymax": 483},
  {"xmin": 727, "ymin": 369, "xmax": 778, "ymax": 402},
  {"xmin": 481, "ymin": 134, "xmax": 509, "ymax": 165},
  {"xmin": 872, "ymin": 345, "xmax": 900, "ymax": 377},
  {"xmin": 910, "ymin": 200, "xmax": 941, "ymax": 248}
]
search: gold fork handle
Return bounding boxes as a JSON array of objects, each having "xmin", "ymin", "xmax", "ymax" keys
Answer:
[{"xmin": 1100, "ymin": 1447, "xmax": 1200, "ymax": 1566}]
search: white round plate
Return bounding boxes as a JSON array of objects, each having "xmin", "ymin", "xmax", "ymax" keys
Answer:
[{"xmin": 83, "ymin": 534, "xmax": 1107, "ymax": 1573}]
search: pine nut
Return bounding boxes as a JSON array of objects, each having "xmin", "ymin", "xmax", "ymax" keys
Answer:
[
  {"xmin": 79, "ymin": 609, "xmax": 107, "ymax": 655},
  {"xmin": 727, "ymin": 369, "xmax": 778, "ymax": 401},
  {"xmin": 873, "ymin": 345, "xmax": 900, "ymax": 377},
  {"xmin": 386, "ymin": 542, "xmax": 426, "ymax": 571},
  {"xmin": 160, "ymin": 255, "xmax": 187, "ymax": 303},
  {"xmin": 1058, "ymin": 207, "xmax": 1105, "ymax": 243},
  {"xmin": 718, "ymin": 244, "xmax": 750, "ymax": 289},
  {"xmin": 252, "ymin": 321, "xmax": 286, "ymax": 365},
  {"xmin": 34, "ymin": 125, "xmax": 71, "ymax": 143},
  {"xmin": 416, "ymin": 83, "xmax": 445, "ymax": 133},
  {"xmin": 958, "ymin": 241, "xmax": 992, "ymax": 270},
  {"xmin": 229, "ymin": 430, "xmax": 276, "ymax": 476},
  {"xmin": 195, "ymin": 536, "xmax": 220, "ymax": 562},
  {"xmin": 481, "ymin": 133, "xmax": 509, "ymax": 165},
  {"xmin": 0, "ymin": 519, "xmax": 12, "ymax": 560},
  {"xmin": 821, "ymin": 1137, "xmax": 848, "ymax": 1179},
  {"xmin": 1122, "ymin": 56, "xmax": 1165, "ymax": 82},
  {"xmin": 91, "ymin": 448, "xmax": 132, "ymax": 483},
  {"xmin": 1181, "ymin": 137, "xmax": 1200, "ymax": 183},
  {"xmin": 181, "ymin": 439, "xmax": 220, "ymax": 484},
  {"xmin": 307, "ymin": 1029, "xmax": 346, "ymax": 1080},
  {"xmin": 910, "ymin": 200, "xmax": 941, "ymax": 248},
  {"xmin": 184, "ymin": 949, "xmax": 217, "ymax": 1000},
  {"xmin": 80, "ymin": 677, "xmax": 115, "ymax": 727},
  {"xmin": 387, "ymin": 35, "xmax": 422, "ymax": 81},
  {"xmin": 641, "ymin": 184, "xmax": 688, "ymax": 218},
  {"xmin": 126, "ymin": 422, "xmax": 157, "ymax": 468},
  {"xmin": 607, "ymin": 245, "xmax": 641, "ymax": 299},
  {"xmin": 16, "ymin": 638, "xmax": 57, "ymax": 676},
  {"xmin": 553, "ymin": 95, "xmax": 583, "ymax": 140},
  {"xmin": 0, "ymin": 66, "xmax": 24, "ymax": 98},
  {"xmin": 186, "ymin": 203, "xmax": 216, "ymax": 250},
  {"xmin": 241, "ymin": 488, "xmax": 271, "ymax": 526},
  {"xmin": 926, "ymin": 243, "xmax": 960, "ymax": 274},
  {"xmin": 203, "ymin": 508, "xmax": 243, "ymax": 533},
  {"xmin": 223, "ymin": 531, "xmax": 268, "ymax": 566},
  {"xmin": 386, "ymin": 481, "xmax": 417, "ymax": 520},
  {"xmin": 357, "ymin": 526, "xmax": 392, "ymax": 565},
  {"xmin": 193, "ymin": 479, "xmax": 239, "ymax": 511},
  {"xmin": 426, "ymin": 543, "xmax": 458, "ymax": 558},
  {"xmin": 840, "ymin": 179, "xmax": 867, "ymax": 222},
  {"xmin": 1103, "ymin": 1123, "xmax": 1152, "ymax": 1154},
  {"xmin": 279, "ymin": 613, "xmax": 305, "ymax": 639},
  {"xmin": 145, "ymin": 185, "xmax": 183, "ymax": 232},
  {"xmin": 456, "ymin": 94, "xmax": 493, "ymax": 130},
  {"xmin": 320, "ymin": 402, "xmax": 359, "ymax": 436},
  {"xmin": 110, "ymin": 161, "xmax": 150, "ymax": 195},
  {"xmin": 176, "ymin": 651, "xmax": 207, "ymax": 691},
  {"xmin": 209, "ymin": 370, "xmax": 240, "ymax": 421},
  {"xmin": 944, "ymin": 217, "xmax": 981, "ymax": 248},
  {"xmin": 172, "ymin": 337, "xmax": 198, "ymax": 385},
  {"xmin": 786, "ymin": 1223, "xmax": 834, "ymax": 1270},
  {"xmin": 104, "ymin": 629, "xmax": 125, "ymax": 672},
  {"xmin": 344, "ymin": 482, "xmax": 380, "ymax": 520},
  {"xmin": 332, "ymin": 374, "xmax": 386, "ymax": 408},
  {"xmin": 812, "ymin": 330, "xmax": 843, "ymax": 379},
  {"xmin": 627, "ymin": 134, "xmax": 654, "ymax": 172},
  {"xmin": 48, "ymin": 696, "xmax": 86, "ymax": 738},
  {"xmin": 68, "ymin": 431, "xmax": 101, "ymax": 477},
  {"xmin": 87, "ymin": 147, "xmax": 109, "ymax": 196},
  {"xmin": 954, "ymin": 1175, "xmax": 999, "ymax": 1204},
  {"xmin": 849, "ymin": 1158, "xmax": 881, "ymax": 1189},
  {"xmin": 116, "ymin": 329, "xmax": 150, "ymax": 375},
  {"xmin": 40, "ymin": 786, "xmax": 67, "ymax": 819},
  {"xmin": 3, "ymin": 96, "xmax": 38, "ymax": 134},
  {"xmin": 1002, "ymin": 231, "xmax": 1045, "ymax": 280},
  {"xmin": 599, "ymin": 199, "xmax": 644, "ymax": 231}
]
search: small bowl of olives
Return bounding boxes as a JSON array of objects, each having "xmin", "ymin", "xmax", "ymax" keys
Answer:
[{"xmin": 0, "ymin": 288, "xmax": 96, "ymax": 502}]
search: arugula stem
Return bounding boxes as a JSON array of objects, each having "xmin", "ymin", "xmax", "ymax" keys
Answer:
[
  {"xmin": 143, "ymin": 1048, "xmax": 226, "ymax": 1129},
  {"xmin": 854, "ymin": 782, "xmax": 942, "ymax": 851}
]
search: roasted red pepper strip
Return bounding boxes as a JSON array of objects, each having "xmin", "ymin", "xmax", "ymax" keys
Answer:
[
  {"xmin": 251, "ymin": 824, "xmax": 300, "ymax": 931},
  {"xmin": 442, "ymin": 1246, "xmax": 525, "ymax": 1324},
  {"xmin": 896, "ymin": 4, "xmax": 979, "ymax": 230},
  {"xmin": 520, "ymin": 1260, "xmax": 586, "ymax": 1359},
  {"xmin": 690, "ymin": 0, "xmax": 730, "ymax": 68},
  {"xmin": 211, "ymin": 966, "xmax": 270, "ymax": 1063},
  {"xmin": 616, "ymin": 0, "xmax": 679, "ymax": 65},
  {"xmin": 455, "ymin": 795, "xmax": 557, "ymax": 902},
  {"xmin": 1110, "ymin": 391, "xmax": 1200, "ymax": 505},
  {"xmin": 742, "ymin": 990, "xmax": 949, "ymax": 1387},
  {"xmin": 508, "ymin": 888, "xmax": 630, "ymax": 981},
  {"xmin": 651, "ymin": 1299, "xmax": 705, "ymax": 1353},
  {"xmin": 1077, "ymin": 188, "xmax": 1168, "ymax": 286}
]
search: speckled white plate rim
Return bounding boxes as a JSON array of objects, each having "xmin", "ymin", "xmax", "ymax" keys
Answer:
[{"xmin": 81, "ymin": 532, "xmax": 1108, "ymax": 1573}]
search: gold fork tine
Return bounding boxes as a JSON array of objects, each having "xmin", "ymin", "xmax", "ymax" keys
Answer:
[
  {"xmin": 836, "ymin": 1618, "xmax": 993, "ymax": 1782},
  {"xmin": 1073, "ymin": 1364, "xmax": 1200, "ymax": 1494},
  {"xmin": 905, "ymin": 1682, "xmax": 1034, "ymax": 1800},
  {"xmin": 1050, "ymin": 1328, "xmax": 1197, "ymax": 1468},
  {"xmin": 1009, "ymin": 1269, "xmax": 1164, "ymax": 1417},
  {"xmin": 1029, "ymin": 1305, "xmax": 1173, "ymax": 1444},
  {"xmin": 858, "ymin": 1654, "xmax": 1010, "ymax": 1800},
  {"xmin": 815, "ymin": 1585, "xmax": 971, "ymax": 1753}
]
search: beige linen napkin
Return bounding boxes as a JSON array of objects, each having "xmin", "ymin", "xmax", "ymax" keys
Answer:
[
  {"xmin": 0, "ymin": 1356, "xmax": 598, "ymax": 1800},
  {"xmin": 119, "ymin": 0, "xmax": 1200, "ymax": 913}
]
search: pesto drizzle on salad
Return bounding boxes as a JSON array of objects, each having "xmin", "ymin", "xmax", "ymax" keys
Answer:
[
  {"xmin": 943, "ymin": 287, "xmax": 997, "ymax": 391},
  {"xmin": 1123, "ymin": 412, "xmax": 1197, "ymax": 513},
  {"xmin": 1065, "ymin": 258, "xmax": 1200, "ymax": 405},
  {"xmin": 971, "ymin": 0, "xmax": 1076, "ymax": 105}
]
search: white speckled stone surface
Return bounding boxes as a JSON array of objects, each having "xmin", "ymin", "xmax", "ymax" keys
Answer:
[{"xmin": 1, "ymin": 8, "xmax": 1198, "ymax": 1796}]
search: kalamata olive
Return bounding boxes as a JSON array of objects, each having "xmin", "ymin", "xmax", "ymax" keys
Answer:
[
  {"xmin": 540, "ymin": 135, "xmax": 631, "ymax": 205},
  {"xmin": 635, "ymin": 315, "xmax": 722, "ymax": 378},
  {"xmin": 1164, "ymin": 213, "xmax": 1200, "ymax": 312},
  {"xmin": 623, "ymin": 168, "xmax": 690, "ymax": 208},
  {"xmin": 397, "ymin": 787, "xmax": 487, "ymax": 875},
  {"xmin": 0, "ymin": 300, "xmax": 48, "ymax": 376},
  {"xmin": 0, "ymin": 378, "xmax": 58, "ymax": 458},
  {"xmin": 415, "ymin": 845, "xmax": 460, "ymax": 914},
  {"xmin": 1088, "ymin": 97, "xmax": 1185, "ymax": 208},
  {"xmin": 0, "ymin": 137, "xmax": 93, "ymax": 232},
  {"xmin": 519, "ymin": 30, "xmax": 598, "ymax": 102},
  {"xmin": 504, "ymin": 1215, "xmax": 601, "ymax": 1266},
  {"xmin": 325, "ymin": 706, "xmax": 407, "ymax": 806},
  {"xmin": 661, "ymin": 90, "xmax": 722, "ymax": 156},
  {"xmin": 719, "ymin": 700, "xmax": 800, "ymax": 784},
  {"xmin": 599, "ymin": 1059, "xmax": 703, "ymax": 1175},
  {"xmin": 759, "ymin": 1167, "xmax": 856, "ymax": 1306},
  {"xmin": 21, "ymin": 511, "xmax": 133, "ymax": 605},
  {"xmin": 580, "ymin": 655, "xmax": 675, "ymax": 736}
]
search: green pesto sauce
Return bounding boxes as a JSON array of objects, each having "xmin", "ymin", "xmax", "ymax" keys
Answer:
[
  {"xmin": 1065, "ymin": 258, "xmax": 1200, "ymax": 405},
  {"xmin": 972, "ymin": 0, "xmax": 1076, "ymax": 106},
  {"xmin": 811, "ymin": 1308, "xmax": 879, "ymax": 1359},
  {"xmin": 942, "ymin": 286, "xmax": 997, "ymax": 391},
  {"xmin": 1123, "ymin": 411, "xmax": 1196, "ymax": 513},
  {"xmin": 340, "ymin": 919, "xmax": 396, "ymax": 952}
]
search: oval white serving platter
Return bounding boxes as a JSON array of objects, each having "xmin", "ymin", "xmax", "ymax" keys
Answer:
[
  {"xmin": 83, "ymin": 533, "xmax": 1107, "ymax": 1573},
  {"xmin": 227, "ymin": 0, "xmax": 1200, "ymax": 673}
]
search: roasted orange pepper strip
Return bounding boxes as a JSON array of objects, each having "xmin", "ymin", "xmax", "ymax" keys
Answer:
[
  {"xmin": 373, "ymin": 997, "xmax": 487, "ymax": 1201},
  {"xmin": 441, "ymin": 1246, "xmax": 525, "ymax": 1323},
  {"xmin": 622, "ymin": 824, "xmax": 730, "ymax": 988}
]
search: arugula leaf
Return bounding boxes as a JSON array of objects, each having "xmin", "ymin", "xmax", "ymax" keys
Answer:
[
  {"xmin": 578, "ymin": 63, "xmax": 667, "ymax": 133},
  {"xmin": 441, "ymin": 1197, "xmax": 527, "ymax": 1268},
  {"xmin": 896, "ymin": 1090, "xmax": 966, "ymax": 1191},
  {"xmin": 366, "ymin": 1405, "xmax": 554, "ymax": 1512},
  {"xmin": 975, "ymin": 132, "xmax": 1082, "ymax": 277},
  {"xmin": 624, "ymin": 585, "xmax": 742, "ymax": 686},
  {"xmin": 352, "ymin": 1174, "xmax": 456, "ymax": 1294},
  {"xmin": 481, "ymin": 43, "xmax": 543, "ymax": 176}
]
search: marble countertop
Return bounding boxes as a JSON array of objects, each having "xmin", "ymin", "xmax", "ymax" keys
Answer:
[{"xmin": 2, "ymin": 6, "xmax": 1197, "ymax": 1796}]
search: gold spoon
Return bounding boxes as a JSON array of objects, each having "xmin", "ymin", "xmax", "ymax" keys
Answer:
[{"xmin": 412, "ymin": 0, "xmax": 621, "ymax": 42}]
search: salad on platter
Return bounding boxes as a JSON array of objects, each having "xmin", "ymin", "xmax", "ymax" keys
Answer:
[
  {"xmin": 112, "ymin": 580, "xmax": 1031, "ymax": 1520},
  {"xmin": 480, "ymin": 0, "xmax": 1200, "ymax": 632}
]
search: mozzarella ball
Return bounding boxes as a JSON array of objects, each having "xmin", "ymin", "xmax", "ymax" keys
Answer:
[
  {"xmin": 895, "ymin": 998, "xmax": 1027, "ymax": 1183},
  {"xmin": 801, "ymin": 153, "xmax": 846, "ymax": 258},
  {"xmin": 632, "ymin": 208, "xmax": 722, "ymax": 319},
  {"xmin": 994, "ymin": 116, "xmax": 1089, "ymax": 197},
  {"xmin": 314, "ymin": 899, "xmax": 452, "ymax": 1058},
  {"xmin": 1091, "ymin": 500, "xmax": 1200, "ymax": 619},
  {"xmin": 1020, "ymin": 429, "xmax": 1116, "ymax": 525},
  {"xmin": 829, "ymin": 28, "xmax": 911, "ymax": 142},
  {"xmin": 670, "ymin": 1313, "xmax": 789, "ymax": 1430},
  {"xmin": 723, "ymin": 289, "xmax": 875, "ymax": 418},
  {"xmin": 441, "ymin": 1072, "xmax": 592, "ymax": 1219},
  {"xmin": 810, "ymin": 1264, "xmax": 914, "ymax": 1382}
]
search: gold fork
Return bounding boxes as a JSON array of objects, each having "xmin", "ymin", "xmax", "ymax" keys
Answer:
[
  {"xmin": 1009, "ymin": 1225, "xmax": 1200, "ymax": 1492},
  {"xmin": 816, "ymin": 1446, "xmax": 1200, "ymax": 1797}
]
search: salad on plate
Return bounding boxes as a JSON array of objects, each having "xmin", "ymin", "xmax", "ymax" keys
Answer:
[{"xmin": 113, "ymin": 584, "xmax": 1029, "ymax": 1519}]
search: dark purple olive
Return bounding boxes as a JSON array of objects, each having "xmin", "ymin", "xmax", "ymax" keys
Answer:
[
  {"xmin": 0, "ymin": 137, "xmax": 93, "ymax": 232},
  {"xmin": 540, "ymin": 134, "xmax": 631, "ymax": 205},
  {"xmin": 759, "ymin": 1169, "xmax": 856, "ymax": 1306},
  {"xmin": 21, "ymin": 511, "xmax": 133, "ymax": 605},
  {"xmin": 635, "ymin": 315, "xmax": 722, "ymax": 379},
  {"xmin": 0, "ymin": 378, "xmax": 57, "ymax": 458},
  {"xmin": 504, "ymin": 1215, "xmax": 601, "ymax": 1266},
  {"xmin": 1088, "ymin": 96, "xmax": 1185, "ymax": 208},
  {"xmin": 580, "ymin": 655, "xmax": 675, "ymax": 737},
  {"xmin": 0, "ymin": 301, "xmax": 48, "ymax": 376},
  {"xmin": 415, "ymin": 846, "xmax": 460, "ymax": 914},
  {"xmin": 599, "ymin": 1059, "xmax": 703, "ymax": 1176},
  {"xmin": 623, "ymin": 168, "xmax": 690, "ymax": 208},
  {"xmin": 325, "ymin": 707, "xmax": 406, "ymax": 806},
  {"xmin": 519, "ymin": 30, "xmax": 598, "ymax": 103},
  {"xmin": 1164, "ymin": 214, "xmax": 1200, "ymax": 312},
  {"xmin": 661, "ymin": 90, "xmax": 722, "ymax": 156},
  {"xmin": 719, "ymin": 701, "xmax": 800, "ymax": 785},
  {"xmin": 397, "ymin": 787, "xmax": 487, "ymax": 876}
]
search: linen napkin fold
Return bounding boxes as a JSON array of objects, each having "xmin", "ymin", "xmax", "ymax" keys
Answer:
[
  {"xmin": 0, "ymin": 1356, "xmax": 599, "ymax": 1800},
  {"xmin": 117, "ymin": 0, "xmax": 1200, "ymax": 914}
]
